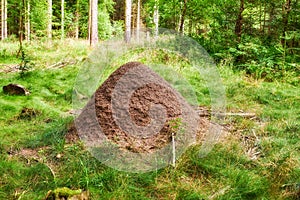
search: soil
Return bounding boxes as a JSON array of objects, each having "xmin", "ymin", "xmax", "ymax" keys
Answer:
[{"xmin": 73, "ymin": 62, "xmax": 204, "ymax": 153}]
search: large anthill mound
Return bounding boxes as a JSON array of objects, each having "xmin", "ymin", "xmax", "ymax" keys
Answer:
[{"xmin": 75, "ymin": 62, "xmax": 199, "ymax": 153}]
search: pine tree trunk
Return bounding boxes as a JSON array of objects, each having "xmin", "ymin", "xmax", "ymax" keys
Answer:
[
  {"xmin": 125, "ymin": 0, "xmax": 132, "ymax": 43},
  {"xmin": 235, "ymin": 0, "xmax": 244, "ymax": 43},
  {"xmin": 47, "ymin": 0, "xmax": 52, "ymax": 39},
  {"xmin": 61, "ymin": 0, "xmax": 64, "ymax": 40},
  {"xmin": 18, "ymin": 0, "xmax": 25, "ymax": 56},
  {"xmin": 89, "ymin": 0, "xmax": 98, "ymax": 46}
]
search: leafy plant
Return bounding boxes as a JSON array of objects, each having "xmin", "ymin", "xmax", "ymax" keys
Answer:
[{"xmin": 18, "ymin": 48, "xmax": 35, "ymax": 77}]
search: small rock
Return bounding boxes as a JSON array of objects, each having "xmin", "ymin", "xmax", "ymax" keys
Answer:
[{"xmin": 3, "ymin": 84, "xmax": 30, "ymax": 96}]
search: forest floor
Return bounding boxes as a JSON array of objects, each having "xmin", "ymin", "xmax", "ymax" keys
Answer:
[{"xmin": 0, "ymin": 40, "xmax": 299, "ymax": 199}]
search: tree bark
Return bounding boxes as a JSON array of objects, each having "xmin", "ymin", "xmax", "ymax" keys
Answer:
[
  {"xmin": 179, "ymin": 0, "xmax": 187, "ymax": 34},
  {"xmin": 25, "ymin": 0, "xmax": 30, "ymax": 42},
  {"xmin": 268, "ymin": 2, "xmax": 275, "ymax": 36},
  {"xmin": 153, "ymin": 0, "xmax": 159, "ymax": 37},
  {"xmin": 88, "ymin": 0, "xmax": 91, "ymax": 41},
  {"xmin": 18, "ymin": 0, "xmax": 25, "ymax": 56},
  {"xmin": 1, "ymin": 0, "xmax": 4, "ymax": 40},
  {"xmin": 89, "ymin": 0, "xmax": 98, "ymax": 46},
  {"xmin": 281, "ymin": 0, "xmax": 291, "ymax": 46},
  {"xmin": 61, "ymin": 0, "xmax": 65, "ymax": 40},
  {"xmin": 125, "ymin": 0, "xmax": 132, "ymax": 43},
  {"xmin": 1, "ymin": 0, "xmax": 7, "ymax": 40},
  {"xmin": 47, "ymin": 0, "xmax": 52, "ymax": 39},
  {"xmin": 75, "ymin": 0, "xmax": 79, "ymax": 39},
  {"xmin": 235, "ymin": 0, "xmax": 244, "ymax": 43},
  {"xmin": 262, "ymin": 1, "xmax": 266, "ymax": 34},
  {"xmin": 136, "ymin": 0, "xmax": 141, "ymax": 41}
]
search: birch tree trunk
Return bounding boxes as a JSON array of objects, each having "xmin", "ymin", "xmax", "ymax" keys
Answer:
[
  {"xmin": 89, "ymin": 0, "xmax": 98, "ymax": 46},
  {"xmin": 136, "ymin": 0, "xmax": 141, "ymax": 41},
  {"xmin": 61, "ymin": 0, "xmax": 65, "ymax": 40},
  {"xmin": 1, "ymin": 0, "xmax": 4, "ymax": 40},
  {"xmin": 47, "ymin": 0, "xmax": 52, "ymax": 39},
  {"xmin": 75, "ymin": 0, "xmax": 79, "ymax": 39},
  {"xmin": 25, "ymin": 0, "xmax": 30, "ymax": 42},
  {"xmin": 1, "ymin": 0, "xmax": 7, "ymax": 40},
  {"xmin": 153, "ymin": 0, "xmax": 159, "ymax": 37},
  {"xmin": 88, "ymin": 0, "xmax": 91, "ymax": 41},
  {"xmin": 179, "ymin": 0, "xmax": 187, "ymax": 34},
  {"xmin": 4, "ymin": 0, "xmax": 6, "ymax": 39},
  {"xmin": 125, "ymin": 0, "xmax": 132, "ymax": 43}
]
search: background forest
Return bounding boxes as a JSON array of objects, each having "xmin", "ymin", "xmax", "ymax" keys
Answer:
[
  {"xmin": 0, "ymin": 0, "xmax": 299, "ymax": 199},
  {"xmin": 1, "ymin": 0, "xmax": 299, "ymax": 79}
]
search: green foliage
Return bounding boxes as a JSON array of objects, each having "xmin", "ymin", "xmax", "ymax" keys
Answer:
[
  {"xmin": 0, "ymin": 41, "xmax": 300, "ymax": 199},
  {"xmin": 98, "ymin": 10, "xmax": 113, "ymax": 40},
  {"xmin": 31, "ymin": 0, "xmax": 48, "ymax": 37},
  {"xmin": 111, "ymin": 20, "xmax": 124, "ymax": 36},
  {"xmin": 18, "ymin": 48, "xmax": 35, "ymax": 78}
]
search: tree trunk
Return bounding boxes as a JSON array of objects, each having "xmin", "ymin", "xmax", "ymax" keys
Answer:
[
  {"xmin": 1, "ymin": 0, "xmax": 7, "ymax": 40},
  {"xmin": 89, "ymin": 0, "xmax": 98, "ymax": 46},
  {"xmin": 259, "ymin": 1, "xmax": 262, "ymax": 32},
  {"xmin": 61, "ymin": 0, "xmax": 65, "ymax": 40},
  {"xmin": 125, "ymin": 0, "xmax": 132, "ymax": 43},
  {"xmin": 179, "ymin": 0, "xmax": 187, "ymax": 34},
  {"xmin": 136, "ymin": 0, "xmax": 140, "ymax": 41},
  {"xmin": 75, "ymin": 0, "xmax": 79, "ymax": 39},
  {"xmin": 25, "ymin": 0, "xmax": 30, "ymax": 42},
  {"xmin": 18, "ymin": 0, "xmax": 25, "ymax": 56},
  {"xmin": 281, "ymin": 0, "xmax": 291, "ymax": 46},
  {"xmin": 153, "ymin": 0, "xmax": 159, "ymax": 37},
  {"xmin": 262, "ymin": 1, "xmax": 266, "ymax": 34},
  {"xmin": 47, "ymin": 0, "xmax": 52, "ymax": 39},
  {"xmin": 88, "ymin": 0, "xmax": 91, "ymax": 41},
  {"xmin": 235, "ymin": 0, "xmax": 244, "ymax": 43},
  {"xmin": 1, "ymin": 0, "xmax": 4, "ymax": 40},
  {"xmin": 268, "ymin": 3, "xmax": 275, "ymax": 36}
]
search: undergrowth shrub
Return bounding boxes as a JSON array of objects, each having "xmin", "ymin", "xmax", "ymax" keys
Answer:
[{"xmin": 18, "ymin": 48, "xmax": 35, "ymax": 78}]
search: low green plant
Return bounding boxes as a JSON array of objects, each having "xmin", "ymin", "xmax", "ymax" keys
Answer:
[
  {"xmin": 0, "ymin": 40, "xmax": 299, "ymax": 200},
  {"xmin": 18, "ymin": 48, "xmax": 35, "ymax": 77}
]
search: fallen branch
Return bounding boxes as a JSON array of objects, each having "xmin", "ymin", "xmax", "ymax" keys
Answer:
[
  {"xmin": 46, "ymin": 60, "xmax": 78, "ymax": 69},
  {"xmin": 212, "ymin": 112, "xmax": 256, "ymax": 118},
  {"xmin": 0, "ymin": 65, "xmax": 19, "ymax": 73},
  {"xmin": 208, "ymin": 186, "xmax": 231, "ymax": 200},
  {"xmin": 197, "ymin": 109, "xmax": 256, "ymax": 118}
]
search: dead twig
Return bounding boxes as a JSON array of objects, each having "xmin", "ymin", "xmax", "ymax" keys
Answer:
[
  {"xmin": 208, "ymin": 186, "xmax": 231, "ymax": 200},
  {"xmin": 46, "ymin": 60, "xmax": 78, "ymax": 69},
  {"xmin": 197, "ymin": 109, "xmax": 256, "ymax": 118}
]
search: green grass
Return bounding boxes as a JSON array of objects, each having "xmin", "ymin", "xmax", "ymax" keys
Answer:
[{"xmin": 0, "ymin": 40, "xmax": 299, "ymax": 199}]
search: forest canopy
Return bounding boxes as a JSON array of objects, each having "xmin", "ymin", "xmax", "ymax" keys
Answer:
[{"xmin": 1, "ymin": 0, "xmax": 299, "ymax": 79}]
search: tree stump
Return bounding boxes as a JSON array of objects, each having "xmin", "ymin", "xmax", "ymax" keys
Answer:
[{"xmin": 3, "ymin": 84, "xmax": 30, "ymax": 96}]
